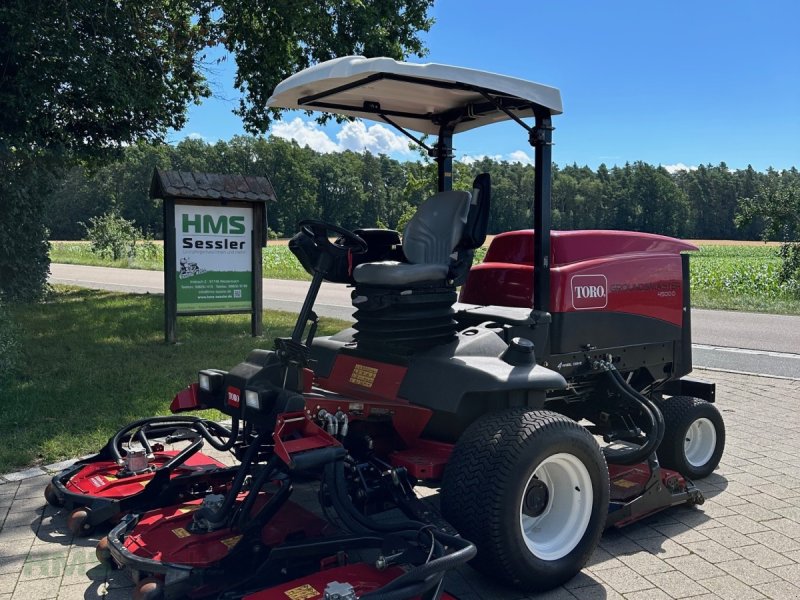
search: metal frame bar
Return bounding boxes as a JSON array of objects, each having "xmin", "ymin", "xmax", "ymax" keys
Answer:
[{"xmin": 531, "ymin": 110, "xmax": 553, "ymax": 313}]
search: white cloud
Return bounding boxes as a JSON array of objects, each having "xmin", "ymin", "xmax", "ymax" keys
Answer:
[
  {"xmin": 336, "ymin": 121, "xmax": 412, "ymax": 155},
  {"xmin": 458, "ymin": 150, "xmax": 533, "ymax": 165},
  {"xmin": 507, "ymin": 150, "xmax": 533, "ymax": 165},
  {"xmin": 457, "ymin": 154, "xmax": 503, "ymax": 165},
  {"xmin": 271, "ymin": 118, "xmax": 340, "ymax": 153},
  {"xmin": 662, "ymin": 162, "xmax": 698, "ymax": 174},
  {"xmin": 270, "ymin": 117, "xmax": 412, "ymax": 156},
  {"xmin": 186, "ymin": 132, "xmax": 206, "ymax": 141}
]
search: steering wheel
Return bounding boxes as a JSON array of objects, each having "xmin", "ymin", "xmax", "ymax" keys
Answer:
[{"xmin": 299, "ymin": 219, "xmax": 368, "ymax": 256}]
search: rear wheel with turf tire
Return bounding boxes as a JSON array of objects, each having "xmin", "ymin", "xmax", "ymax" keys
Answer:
[
  {"xmin": 440, "ymin": 409, "xmax": 609, "ymax": 592},
  {"xmin": 657, "ymin": 396, "xmax": 725, "ymax": 479}
]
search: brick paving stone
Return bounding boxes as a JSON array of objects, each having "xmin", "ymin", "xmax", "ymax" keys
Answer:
[
  {"xmin": 733, "ymin": 543, "xmax": 796, "ymax": 569},
  {"xmin": 754, "ymin": 580, "xmax": 800, "ymax": 600},
  {"xmin": 10, "ymin": 575, "xmax": 60, "ymax": 599},
  {"xmin": 644, "ymin": 571, "xmax": 711, "ymax": 598},
  {"xmin": 717, "ymin": 515, "xmax": 769, "ymax": 535},
  {"xmin": 585, "ymin": 547, "xmax": 625, "ymax": 571},
  {"xmin": 652, "ymin": 523, "xmax": 710, "ymax": 544},
  {"xmin": 618, "ymin": 552, "xmax": 673, "ymax": 576},
  {"xmin": 700, "ymin": 525, "xmax": 761, "ymax": 550},
  {"xmin": 732, "ymin": 502, "xmax": 782, "ymax": 523},
  {"xmin": 634, "ymin": 536, "xmax": 691, "ymax": 560},
  {"xmin": 664, "ymin": 554, "xmax": 726, "ymax": 581},
  {"xmin": 623, "ymin": 589, "xmax": 673, "ymax": 600},
  {"xmin": 768, "ymin": 562, "xmax": 800, "ymax": 583},
  {"xmin": 570, "ymin": 585, "xmax": 625, "ymax": 599},
  {"xmin": 747, "ymin": 530, "xmax": 800, "ymax": 552},
  {"xmin": 681, "ymin": 539, "xmax": 742, "ymax": 564},
  {"xmin": 593, "ymin": 566, "xmax": 653, "ymax": 594},
  {"xmin": 717, "ymin": 558, "xmax": 778, "ymax": 586},
  {"xmin": 700, "ymin": 575, "xmax": 767, "ymax": 600}
]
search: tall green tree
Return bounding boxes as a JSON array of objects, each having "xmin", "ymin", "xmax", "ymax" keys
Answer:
[{"xmin": 0, "ymin": 0, "xmax": 435, "ymax": 301}]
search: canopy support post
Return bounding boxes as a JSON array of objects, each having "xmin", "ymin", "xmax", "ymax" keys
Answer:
[{"xmin": 531, "ymin": 110, "xmax": 553, "ymax": 313}]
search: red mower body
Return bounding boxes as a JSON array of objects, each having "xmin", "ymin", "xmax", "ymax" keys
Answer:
[
  {"xmin": 63, "ymin": 451, "xmax": 227, "ymax": 501},
  {"xmin": 461, "ymin": 229, "xmax": 696, "ymax": 324}
]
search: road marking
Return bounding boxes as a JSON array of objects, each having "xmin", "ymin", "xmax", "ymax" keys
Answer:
[
  {"xmin": 696, "ymin": 366, "xmax": 800, "ymax": 382},
  {"xmin": 693, "ymin": 344, "xmax": 800, "ymax": 361}
]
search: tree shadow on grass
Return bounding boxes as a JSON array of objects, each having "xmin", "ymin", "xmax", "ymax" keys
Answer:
[{"xmin": 1, "ymin": 287, "xmax": 347, "ymax": 471}]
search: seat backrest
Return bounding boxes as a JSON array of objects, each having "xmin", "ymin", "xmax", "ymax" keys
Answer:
[
  {"xmin": 458, "ymin": 173, "xmax": 491, "ymax": 250},
  {"xmin": 403, "ymin": 190, "xmax": 471, "ymax": 265}
]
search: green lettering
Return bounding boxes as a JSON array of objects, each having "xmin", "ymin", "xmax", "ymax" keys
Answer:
[
  {"xmin": 228, "ymin": 216, "xmax": 246, "ymax": 235},
  {"xmin": 181, "ymin": 214, "xmax": 202, "ymax": 233},
  {"xmin": 203, "ymin": 215, "xmax": 226, "ymax": 234}
]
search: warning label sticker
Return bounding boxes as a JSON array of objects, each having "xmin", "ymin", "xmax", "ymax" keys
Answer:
[
  {"xmin": 284, "ymin": 584, "xmax": 319, "ymax": 600},
  {"xmin": 220, "ymin": 535, "xmax": 243, "ymax": 549},
  {"xmin": 171, "ymin": 527, "xmax": 191, "ymax": 538},
  {"xmin": 350, "ymin": 364, "xmax": 378, "ymax": 388}
]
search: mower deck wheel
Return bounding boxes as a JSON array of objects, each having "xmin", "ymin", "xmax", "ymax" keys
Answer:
[
  {"xmin": 441, "ymin": 408, "xmax": 609, "ymax": 592},
  {"xmin": 657, "ymin": 396, "xmax": 725, "ymax": 479},
  {"xmin": 44, "ymin": 483, "xmax": 64, "ymax": 508},
  {"xmin": 66, "ymin": 508, "xmax": 94, "ymax": 537},
  {"xmin": 95, "ymin": 536, "xmax": 116, "ymax": 568},
  {"xmin": 133, "ymin": 578, "xmax": 164, "ymax": 600}
]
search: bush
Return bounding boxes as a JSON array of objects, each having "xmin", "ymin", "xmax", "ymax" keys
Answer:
[
  {"xmin": 83, "ymin": 211, "xmax": 146, "ymax": 261},
  {"xmin": 0, "ymin": 157, "xmax": 53, "ymax": 303},
  {"xmin": 0, "ymin": 302, "xmax": 20, "ymax": 381}
]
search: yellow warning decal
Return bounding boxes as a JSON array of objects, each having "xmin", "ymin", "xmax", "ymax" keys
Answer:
[
  {"xmin": 177, "ymin": 505, "xmax": 199, "ymax": 515},
  {"xmin": 284, "ymin": 584, "xmax": 319, "ymax": 600},
  {"xmin": 350, "ymin": 364, "xmax": 378, "ymax": 388},
  {"xmin": 220, "ymin": 535, "xmax": 243, "ymax": 549},
  {"xmin": 614, "ymin": 479, "xmax": 638, "ymax": 489},
  {"xmin": 171, "ymin": 527, "xmax": 191, "ymax": 538}
]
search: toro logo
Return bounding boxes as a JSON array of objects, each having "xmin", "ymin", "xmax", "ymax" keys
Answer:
[
  {"xmin": 226, "ymin": 386, "xmax": 241, "ymax": 408},
  {"xmin": 571, "ymin": 274, "xmax": 608, "ymax": 310}
]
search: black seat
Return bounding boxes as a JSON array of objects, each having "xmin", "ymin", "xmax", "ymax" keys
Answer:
[
  {"xmin": 350, "ymin": 175, "xmax": 491, "ymax": 353},
  {"xmin": 353, "ymin": 190, "xmax": 472, "ymax": 286}
]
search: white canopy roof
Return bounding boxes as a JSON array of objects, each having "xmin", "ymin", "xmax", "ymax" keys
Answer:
[{"xmin": 266, "ymin": 56, "xmax": 562, "ymax": 135}]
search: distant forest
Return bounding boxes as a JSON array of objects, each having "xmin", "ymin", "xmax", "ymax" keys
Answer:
[{"xmin": 45, "ymin": 136, "xmax": 798, "ymax": 241}]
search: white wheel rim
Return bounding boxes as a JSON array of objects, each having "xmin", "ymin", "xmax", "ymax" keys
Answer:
[
  {"xmin": 684, "ymin": 417, "xmax": 717, "ymax": 468},
  {"xmin": 519, "ymin": 452, "xmax": 593, "ymax": 561}
]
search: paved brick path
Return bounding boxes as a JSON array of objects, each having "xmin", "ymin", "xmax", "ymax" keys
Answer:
[{"xmin": 1, "ymin": 368, "xmax": 799, "ymax": 599}]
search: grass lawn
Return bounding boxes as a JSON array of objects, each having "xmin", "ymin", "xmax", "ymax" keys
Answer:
[{"xmin": 0, "ymin": 286, "xmax": 351, "ymax": 474}]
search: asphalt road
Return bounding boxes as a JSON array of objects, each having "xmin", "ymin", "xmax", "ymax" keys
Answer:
[{"xmin": 49, "ymin": 263, "xmax": 800, "ymax": 379}]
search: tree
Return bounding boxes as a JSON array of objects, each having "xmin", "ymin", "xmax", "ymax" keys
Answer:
[
  {"xmin": 211, "ymin": 0, "xmax": 434, "ymax": 133},
  {"xmin": 0, "ymin": 0, "xmax": 209, "ymax": 300},
  {"xmin": 0, "ymin": 0, "xmax": 434, "ymax": 301}
]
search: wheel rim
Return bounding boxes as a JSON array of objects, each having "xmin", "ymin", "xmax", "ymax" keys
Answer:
[
  {"xmin": 684, "ymin": 417, "xmax": 717, "ymax": 468},
  {"xmin": 519, "ymin": 452, "xmax": 593, "ymax": 561}
]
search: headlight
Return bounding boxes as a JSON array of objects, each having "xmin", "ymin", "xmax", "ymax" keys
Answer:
[
  {"xmin": 198, "ymin": 369, "xmax": 224, "ymax": 393},
  {"xmin": 245, "ymin": 389, "xmax": 260, "ymax": 410}
]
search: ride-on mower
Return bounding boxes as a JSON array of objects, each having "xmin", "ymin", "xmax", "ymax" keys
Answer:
[{"xmin": 96, "ymin": 56, "xmax": 725, "ymax": 599}]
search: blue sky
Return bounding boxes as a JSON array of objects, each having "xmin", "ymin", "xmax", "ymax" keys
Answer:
[{"xmin": 174, "ymin": 0, "xmax": 800, "ymax": 172}]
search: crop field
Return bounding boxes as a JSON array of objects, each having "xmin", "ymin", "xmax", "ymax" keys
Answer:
[{"xmin": 50, "ymin": 241, "xmax": 799, "ymax": 314}]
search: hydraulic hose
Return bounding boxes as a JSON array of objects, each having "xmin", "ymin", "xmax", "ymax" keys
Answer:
[
  {"xmin": 193, "ymin": 430, "xmax": 266, "ymax": 529},
  {"xmin": 194, "ymin": 418, "xmax": 239, "ymax": 451},
  {"xmin": 236, "ymin": 456, "xmax": 281, "ymax": 531},
  {"xmin": 324, "ymin": 460, "xmax": 428, "ymax": 534},
  {"xmin": 360, "ymin": 531, "xmax": 476, "ymax": 600},
  {"xmin": 601, "ymin": 366, "xmax": 665, "ymax": 465},
  {"xmin": 109, "ymin": 416, "xmax": 205, "ymax": 461}
]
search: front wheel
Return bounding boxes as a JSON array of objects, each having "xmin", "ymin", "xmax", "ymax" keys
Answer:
[
  {"xmin": 440, "ymin": 409, "xmax": 609, "ymax": 592},
  {"xmin": 657, "ymin": 396, "xmax": 725, "ymax": 479}
]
